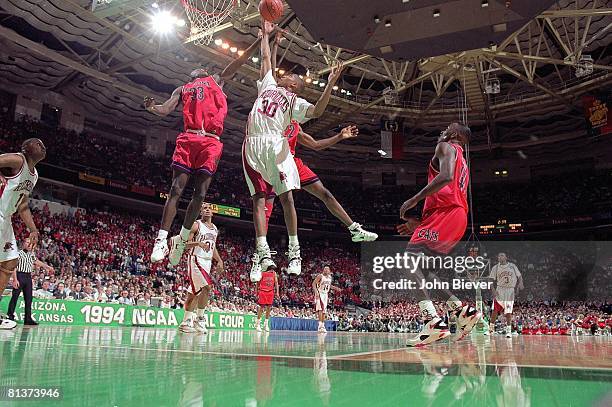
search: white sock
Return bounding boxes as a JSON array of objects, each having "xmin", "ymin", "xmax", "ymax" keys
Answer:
[
  {"xmin": 196, "ymin": 308, "xmax": 205, "ymax": 318},
  {"xmin": 256, "ymin": 236, "xmax": 268, "ymax": 249},
  {"xmin": 180, "ymin": 226, "xmax": 191, "ymax": 241},
  {"xmin": 183, "ymin": 310, "xmax": 195, "ymax": 323},
  {"xmin": 157, "ymin": 230, "xmax": 168, "ymax": 240},
  {"xmin": 348, "ymin": 222, "xmax": 358, "ymax": 230},
  {"xmin": 446, "ymin": 296, "xmax": 463, "ymax": 312},
  {"xmin": 418, "ymin": 300, "xmax": 438, "ymax": 322},
  {"xmin": 288, "ymin": 235, "xmax": 299, "ymax": 247}
]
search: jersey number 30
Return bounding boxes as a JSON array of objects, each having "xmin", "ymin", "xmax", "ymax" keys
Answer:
[{"xmin": 258, "ymin": 99, "xmax": 279, "ymax": 118}]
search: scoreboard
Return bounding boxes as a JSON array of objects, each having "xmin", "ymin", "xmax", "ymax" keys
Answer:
[
  {"xmin": 479, "ymin": 219, "xmax": 524, "ymax": 235},
  {"xmin": 210, "ymin": 203, "xmax": 241, "ymax": 218}
]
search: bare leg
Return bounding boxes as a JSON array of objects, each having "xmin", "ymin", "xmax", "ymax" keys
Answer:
[
  {"xmin": 161, "ymin": 170, "xmax": 190, "ymax": 231},
  {"xmin": 253, "ymin": 193, "xmax": 268, "ymax": 238},
  {"xmin": 265, "ymin": 306, "xmax": 271, "ymax": 320},
  {"xmin": 182, "ymin": 173, "xmax": 212, "ymax": 230},
  {"xmin": 184, "ymin": 292, "xmax": 197, "ymax": 313},
  {"xmin": 0, "ymin": 260, "xmax": 17, "ymax": 301},
  {"xmin": 278, "ymin": 191, "xmax": 298, "ymax": 236},
  {"xmin": 198, "ymin": 286, "xmax": 211, "ymax": 310},
  {"xmin": 304, "ymin": 181, "xmax": 353, "ymax": 227}
]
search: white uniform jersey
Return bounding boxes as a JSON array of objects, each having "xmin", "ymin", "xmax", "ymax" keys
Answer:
[
  {"xmin": 0, "ymin": 154, "xmax": 38, "ymax": 220},
  {"xmin": 189, "ymin": 220, "xmax": 218, "ymax": 260},
  {"xmin": 489, "ymin": 262, "xmax": 521, "ymax": 288},
  {"xmin": 317, "ymin": 274, "xmax": 332, "ymax": 296},
  {"xmin": 247, "ymin": 70, "xmax": 313, "ymax": 138}
]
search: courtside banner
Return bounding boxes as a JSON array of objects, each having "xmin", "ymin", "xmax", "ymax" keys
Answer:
[{"xmin": 0, "ymin": 298, "xmax": 258, "ymax": 330}]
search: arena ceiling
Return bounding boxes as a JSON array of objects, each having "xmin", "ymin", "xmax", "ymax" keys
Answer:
[{"xmin": 0, "ymin": 0, "xmax": 610, "ymax": 168}]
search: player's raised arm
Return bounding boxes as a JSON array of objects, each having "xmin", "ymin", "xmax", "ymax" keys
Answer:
[
  {"xmin": 144, "ymin": 86, "xmax": 182, "ymax": 117},
  {"xmin": 16, "ymin": 196, "xmax": 39, "ymax": 247},
  {"xmin": 306, "ymin": 62, "xmax": 344, "ymax": 119},
  {"xmin": 218, "ymin": 37, "xmax": 263, "ymax": 83},
  {"xmin": 298, "ymin": 125, "xmax": 358, "ymax": 151},
  {"xmin": 184, "ymin": 222, "xmax": 201, "ymax": 249},
  {"xmin": 400, "ymin": 142, "xmax": 456, "ymax": 220},
  {"xmin": 271, "ymin": 31, "xmax": 281, "ymax": 79},
  {"xmin": 260, "ymin": 19, "xmax": 275, "ymax": 79},
  {"xmin": 0, "ymin": 153, "xmax": 25, "ymax": 180}
]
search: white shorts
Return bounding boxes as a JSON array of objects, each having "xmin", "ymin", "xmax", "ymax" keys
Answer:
[
  {"xmin": 315, "ymin": 294, "xmax": 328, "ymax": 313},
  {"xmin": 0, "ymin": 218, "xmax": 18, "ymax": 263},
  {"xmin": 494, "ymin": 287, "xmax": 515, "ymax": 314},
  {"xmin": 187, "ymin": 256, "xmax": 213, "ymax": 295},
  {"xmin": 242, "ymin": 136, "xmax": 300, "ymax": 196}
]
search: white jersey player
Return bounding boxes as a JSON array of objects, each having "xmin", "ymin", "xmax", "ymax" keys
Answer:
[
  {"xmin": 243, "ymin": 20, "xmax": 344, "ymax": 283},
  {"xmin": 179, "ymin": 202, "xmax": 224, "ymax": 334},
  {"xmin": 487, "ymin": 253, "xmax": 524, "ymax": 337},
  {"xmin": 0, "ymin": 138, "xmax": 46, "ymax": 330},
  {"xmin": 312, "ymin": 266, "xmax": 340, "ymax": 333}
]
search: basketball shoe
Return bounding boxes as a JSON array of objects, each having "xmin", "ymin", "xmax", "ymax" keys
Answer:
[
  {"xmin": 179, "ymin": 320, "xmax": 197, "ymax": 333},
  {"xmin": 168, "ymin": 235, "xmax": 187, "ymax": 266},
  {"xmin": 407, "ymin": 317, "xmax": 450, "ymax": 346},
  {"xmin": 194, "ymin": 318, "xmax": 208, "ymax": 334},
  {"xmin": 504, "ymin": 325, "xmax": 512, "ymax": 338},
  {"xmin": 317, "ymin": 322, "xmax": 327, "ymax": 333},
  {"xmin": 151, "ymin": 237, "xmax": 169, "ymax": 263},
  {"xmin": 451, "ymin": 304, "xmax": 482, "ymax": 342},
  {"xmin": 286, "ymin": 245, "xmax": 301, "ymax": 275},
  {"xmin": 0, "ymin": 317, "xmax": 16, "ymax": 330},
  {"xmin": 348, "ymin": 223, "xmax": 378, "ymax": 242}
]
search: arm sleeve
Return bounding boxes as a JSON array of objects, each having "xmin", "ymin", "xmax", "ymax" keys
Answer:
[
  {"xmin": 512, "ymin": 263, "xmax": 521, "ymax": 277},
  {"xmin": 258, "ymin": 70, "xmax": 276, "ymax": 96},
  {"xmin": 488, "ymin": 265, "xmax": 497, "ymax": 279},
  {"xmin": 292, "ymin": 97, "xmax": 314, "ymax": 124}
]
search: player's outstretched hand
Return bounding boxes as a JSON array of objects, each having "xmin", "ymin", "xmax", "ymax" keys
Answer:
[
  {"xmin": 29, "ymin": 229, "xmax": 40, "ymax": 248},
  {"xmin": 328, "ymin": 62, "xmax": 345, "ymax": 83},
  {"xmin": 396, "ymin": 218, "xmax": 421, "ymax": 236},
  {"xmin": 399, "ymin": 197, "xmax": 419, "ymax": 220},
  {"xmin": 143, "ymin": 96, "xmax": 155, "ymax": 110},
  {"xmin": 340, "ymin": 125, "xmax": 358, "ymax": 139}
]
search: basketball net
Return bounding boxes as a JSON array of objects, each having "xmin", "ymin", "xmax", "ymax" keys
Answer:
[{"xmin": 181, "ymin": 0, "xmax": 237, "ymax": 45}]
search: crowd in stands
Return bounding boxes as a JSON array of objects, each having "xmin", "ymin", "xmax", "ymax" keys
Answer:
[
  {"xmin": 1, "ymin": 114, "xmax": 611, "ymax": 227},
  {"xmin": 8, "ymin": 204, "xmax": 358, "ymax": 318}
]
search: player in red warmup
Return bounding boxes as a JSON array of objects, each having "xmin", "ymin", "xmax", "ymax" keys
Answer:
[
  {"xmin": 256, "ymin": 265, "xmax": 279, "ymax": 332},
  {"xmin": 145, "ymin": 37, "xmax": 262, "ymax": 267},
  {"xmin": 397, "ymin": 123, "xmax": 481, "ymax": 346}
]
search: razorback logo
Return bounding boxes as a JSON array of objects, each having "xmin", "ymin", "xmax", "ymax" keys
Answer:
[
  {"xmin": 3, "ymin": 242, "xmax": 14, "ymax": 252},
  {"xmin": 417, "ymin": 228, "xmax": 439, "ymax": 242},
  {"xmin": 279, "ymin": 171, "xmax": 287, "ymax": 182},
  {"xmin": 15, "ymin": 180, "xmax": 35, "ymax": 193}
]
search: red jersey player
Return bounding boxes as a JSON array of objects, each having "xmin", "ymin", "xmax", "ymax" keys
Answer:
[
  {"xmin": 256, "ymin": 265, "xmax": 279, "ymax": 332},
  {"xmin": 397, "ymin": 123, "xmax": 481, "ymax": 346},
  {"xmin": 145, "ymin": 37, "xmax": 262, "ymax": 267},
  {"xmin": 263, "ymin": 121, "xmax": 378, "ymax": 242}
]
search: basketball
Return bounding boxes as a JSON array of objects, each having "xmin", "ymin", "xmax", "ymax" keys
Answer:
[{"xmin": 259, "ymin": 0, "xmax": 284, "ymax": 23}]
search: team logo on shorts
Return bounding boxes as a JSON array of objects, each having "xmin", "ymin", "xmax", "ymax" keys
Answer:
[
  {"xmin": 279, "ymin": 171, "xmax": 287, "ymax": 182},
  {"xmin": 417, "ymin": 228, "xmax": 439, "ymax": 242},
  {"xmin": 3, "ymin": 242, "xmax": 14, "ymax": 252}
]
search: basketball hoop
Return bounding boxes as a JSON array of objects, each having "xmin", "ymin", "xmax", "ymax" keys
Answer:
[{"xmin": 181, "ymin": 0, "xmax": 237, "ymax": 45}]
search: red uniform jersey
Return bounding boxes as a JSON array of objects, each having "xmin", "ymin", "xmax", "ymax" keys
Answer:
[
  {"xmin": 284, "ymin": 120, "xmax": 300, "ymax": 155},
  {"xmin": 181, "ymin": 76, "xmax": 228, "ymax": 135},
  {"xmin": 259, "ymin": 270, "xmax": 276, "ymax": 293},
  {"xmin": 422, "ymin": 143, "xmax": 469, "ymax": 216}
]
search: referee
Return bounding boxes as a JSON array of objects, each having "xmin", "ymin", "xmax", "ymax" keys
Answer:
[{"xmin": 7, "ymin": 238, "xmax": 52, "ymax": 325}]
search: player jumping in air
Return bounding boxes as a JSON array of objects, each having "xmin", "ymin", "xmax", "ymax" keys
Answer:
[
  {"xmin": 262, "ymin": 34, "xmax": 377, "ymax": 242},
  {"xmin": 178, "ymin": 202, "xmax": 223, "ymax": 333},
  {"xmin": 485, "ymin": 252, "xmax": 524, "ymax": 338},
  {"xmin": 145, "ymin": 36, "xmax": 262, "ymax": 267},
  {"xmin": 312, "ymin": 266, "xmax": 341, "ymax": 333},
  {"xmin": 0, "ymin": 139, "xmax": 46, "ymax": 330},
  {"xmin": 397, "ymin": 122, "xmax": 481, "ymax": 346},
  {"xmin": 243, "ymin": 20, "xmax": 343, "ymax": 282},
  {"xmin": 256, "ymin": 264, "xmax": 279, "ymax": 332}
]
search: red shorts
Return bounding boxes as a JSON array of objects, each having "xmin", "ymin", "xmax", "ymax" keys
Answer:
[
  {"xmin": 258, "ymin": 290, "xmax": 274, "ymax": 306},
  {"xmin": 409, "ymin": 206, "xmax": 467, "ymax": 254},
  {"xmin": 172, "ymin": 132, "xmax": 223, "ymax": 175},
  {"xmin": 294, "ymin": 157, "xmax": 319, "ymax": 186}
]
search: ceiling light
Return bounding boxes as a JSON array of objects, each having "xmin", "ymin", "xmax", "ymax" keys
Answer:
[
  {"xmin": 214, "ymin": 38, "xmax": 223, "ymax": 46},
  {"xmin": 374, "ymin": 15, "xmax": 381, "ymax": 24},
  {"xmin": 333, "ymin": 85, "xmax": 339, "ymax": 90},
  {"xmin": 433, "ymin": 9, "xmax": 441, "ymax": 17},
  {"xmin": 313, "ymin": 80, "xmax": 319, "ymax": 85},
  {"xmin": 384, "ymin": 20, "xmax": 392, "ymax": 27},
  {"xmin": 346, "ymin": 91, "xmax": 352, "ymax": 96},
  {"xmin": 237, "ymin": 50, "xmax": 244, "ymax": 56},
  {"xmin": 152, "ymin": 2, "xmax": 159, "ymax": 8},
  {"xmin": 481, "ymin": 1, "xmax": 489, "ymax": 7},
  {"xmin": 152, "ymin": 11, "xmax": 177, "ymax": 34},
  {"xmin": 305, "ymin": 77, "xmax": 312, "ymax": 83},
  {"xmin": 319, "ymin": 82, "xmax": 325, "ymax": 87},
  {"xmin": 230, "ymin": 46, "xmax": 238, "ymax": 53},
  {"xmin": 251, "ymin": 56, "xmax": 259, "ymax": 63},
  {"xmin": 341, "ymin": 89, "xmax": 347, "ymax": 94},
  {"xmin": 221, "ymin": 42, "xmax": 230, "ymax": 50},
  {"xmin": 278, "ymin": 69, "xmax": 286, "ymax": 75}
]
